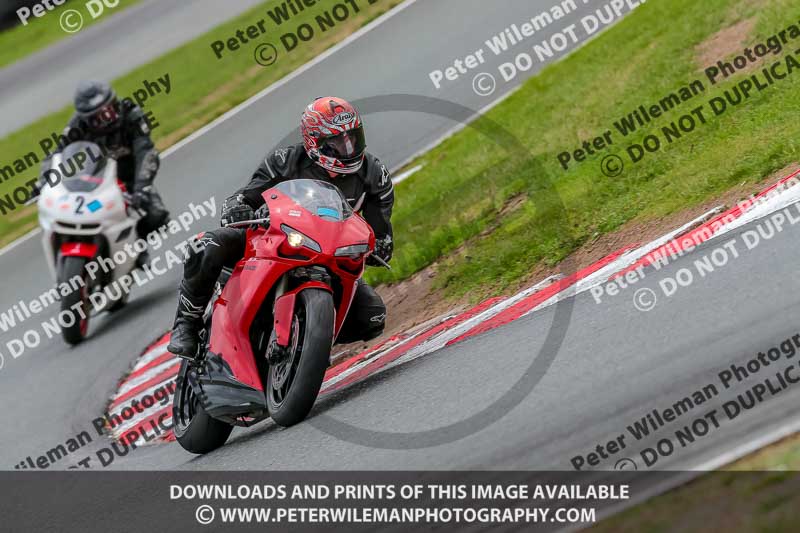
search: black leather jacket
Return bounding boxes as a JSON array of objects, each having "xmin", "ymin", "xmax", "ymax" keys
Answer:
[
  {"xmin": 234, "ymin": 143, "xmax": 394, "ymax": 240},
  {"xmin": 58, "ymin": 99, "xmax": 159, "ymax": 193}
]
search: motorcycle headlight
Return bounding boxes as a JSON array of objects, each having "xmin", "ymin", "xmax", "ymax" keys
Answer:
[
  {"xmin": 280, "ymin": 224, "xmax": 321, "ymax": 252},
  {"xmin": 334, "ymin": 244, "xmax": 370, "ymax": 257},
  {"xmin": 287, "ymin": 231, "xmax": 303, "ymax": 248}
]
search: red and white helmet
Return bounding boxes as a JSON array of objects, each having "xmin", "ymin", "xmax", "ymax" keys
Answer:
[{"xmin": 301, "ymin": 96, "xmax": 366, "ymax": 174}]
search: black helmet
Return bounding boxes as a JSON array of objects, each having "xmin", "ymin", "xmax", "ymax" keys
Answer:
[{"xmin": 74, "ymin": 81, "xmax": 120, "ymax": 132}]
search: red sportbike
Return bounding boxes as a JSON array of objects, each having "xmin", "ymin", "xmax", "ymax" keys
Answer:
[{"xmin": 173, "ymin": 179, "xmax": 384, "ymax": 454}]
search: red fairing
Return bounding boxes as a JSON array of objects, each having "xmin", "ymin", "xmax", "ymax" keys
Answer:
[
  {"xmin": 273, "ymin": 281, "xmax": 332, "ymax": 346},
  {"xmin": 207, "ymin": 184, "xmax": 374, "ymax": 392},
  {"xmin": 272, "ymin": 291, "xmax": 297, "ymax": 347},
  {"xmin": 60, "ymin": 242, "xmax": 98, "ymax": 258}
]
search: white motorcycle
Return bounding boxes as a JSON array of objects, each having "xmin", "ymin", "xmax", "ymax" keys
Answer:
[{"xmin": 37, "ymin": 141, "xmax": 142, "ymax": 345}]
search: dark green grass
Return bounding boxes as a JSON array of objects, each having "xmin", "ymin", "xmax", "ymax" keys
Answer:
[
  {"xmin": 366, "ymin": 0, "xmax": 800, "ymax": 300},
  {"xmin": 0, "ymin": 0, "xmax": 143, "ymax": 69},
  {"xmin": 0, "ymin": 0, "xmax": 404, "ymax": 245}
]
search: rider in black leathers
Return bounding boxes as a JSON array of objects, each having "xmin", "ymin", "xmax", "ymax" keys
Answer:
[
  {"xmin": 167, "ymin": 97, "xmax": 394, "ymax": 359},
  {"xmin": 47, "ymin": 81, "xmax": 169, "ymax": 248}
]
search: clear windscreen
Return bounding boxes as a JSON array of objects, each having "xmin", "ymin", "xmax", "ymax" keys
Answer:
[
  {"xmin": 274, "ymin": 179, "xmax": 353, "ymax": 221},
  {"xmin": 58, "ymin": 142, "xmax": 108, "ymax": 193}
]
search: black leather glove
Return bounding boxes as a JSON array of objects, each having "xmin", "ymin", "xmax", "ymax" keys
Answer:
[
  {"xmin": 254, "ymin": 203, "xmax": 270, "ymax": 220},
  {"xmin": 249, "ymin": 204, "xmax": 270, "ymax": 229},
  {"xmin": 220, "ymin": 194, "xmax": 254, "ymax": 226},
  {"xmin": 131, "ymin": 189, "xmax": 151, "ymax": 210},
  {"xmin": 367, "ymin": 235, "xmax": 393, "ymax": 266}
]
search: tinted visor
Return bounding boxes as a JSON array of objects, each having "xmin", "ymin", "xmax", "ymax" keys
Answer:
[
  {"xmin": 88, "ymin": 103, "xmax": 119, "ymax": 130},
  {"xmin": 318, "ymin": 126, "xmax": 366, "ymax": 162}
]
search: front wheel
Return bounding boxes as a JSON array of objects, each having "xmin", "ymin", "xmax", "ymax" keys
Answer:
[
  {"xmin": 267, "ymin": 289, "xmax": 334, "ymax": 427},
  {"xmin": 59, "ymin": 257, "xmax": 90, "ymax": 345},
  {"xmin": 172, "ymin": 360, "xmax": 233, "ymax": 454}
]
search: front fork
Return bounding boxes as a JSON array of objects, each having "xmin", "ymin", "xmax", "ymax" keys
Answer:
[
  {"xmin": 266, "ymin": 275, "xmax": 290, "ymax": 364},
  {"xmin": 267, "ymin": 276, "xmax": 332, "ymax": 364}
]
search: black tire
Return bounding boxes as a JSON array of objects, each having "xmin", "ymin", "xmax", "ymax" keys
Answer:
[
  {"xmin": 59, "ymin": 257, "xmax": 90, "ymax": 345},
  {"xmin": 267, "ymin": 289, "xmax": 334, "ymax": 427},
  {"xmin": 172, "ymin": 360, "xmax": 233, "ymax": 454}
]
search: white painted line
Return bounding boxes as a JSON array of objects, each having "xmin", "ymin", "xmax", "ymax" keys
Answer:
[
  {"xmin": 4, "ymin": 0, "xmax": 639, "ymax": 262},
  {"xmin": 161, "ymin": 0, "xmax": 421, "ymax": 159},
  {"xmin": 0, "ymin": 0, "xmax": 422, "ymax": 258},
  {"xmin": 110, "ymin": 398, "xmax": 175, "ymax": 434},
  {"xmin": 320, "ymin": 328, "xmax": 428, "ymax": 391},
  {"xmin": 131, "ymin": 342, "xmax": 172, "ymax": 371},
  {"xmin": 107, "ymin": 177, "xmax": 800, "ymax": 444},
  {"xmin": 691, "ymin": 416, "xmax": 800, "ymax": 471},
  {"xmin": 127, "ymin": 434, "xmax": 168, "ymax": 448},
  {"xmin": 389, "ymin": 85, "xmax": 523, "ymax": 175},
  {"xmin": 116, "ymin": 359, "xmax": 179, "ymax": 397},
  {"xmin": 392, "ymin": 165, "xmax": 424, "ymax": 185},
  {"xmin": 714, "ymin": 179, "xmax": 800, "ymax": 235},
  {"xmin": 319, "ymin": 201, "xmax": 731, "ymax": 388},
  {"xmin": 321, "ymin": 275, "xmax": 564, "ymax": 392},
  {"xmin": 523, "ymin": 206, "xmax": 729, "ymax": 317},
  {"xmin": 565, "ymin": 417, "xmax": 800, "ymax": 533},
  {"xmin": 109, "ymin": 379, "xmax": 174, "ymax": 413},
  {"xmin": 385, "ymin": 275, "xmax": 563, "ymax": 371},
  {"xmin": 376, "ymin": 10, "xmax": 631, "ymax": 174},
  {"xmin": 127, "ymin": 432, "xmax": 172, "ymax": 448},
  {"xmin": 0, "ymin": 228, "xmax": 41, "ymax": 257}
]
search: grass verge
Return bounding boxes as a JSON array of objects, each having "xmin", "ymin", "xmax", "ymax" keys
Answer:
[
  {"xmin": 0, "ymin": 0, "xmax": 404, "ymax": 246},
  {"xmin": 0, "ymin": 0, "xmax": 142, "ymax": 69},
  {"xmin": 365, "ymin": 0, "xmax": 800, "ymax": 299},
  {"xmin": 591, "ymin": 434, "xmax": 800, "ymax": 532}
]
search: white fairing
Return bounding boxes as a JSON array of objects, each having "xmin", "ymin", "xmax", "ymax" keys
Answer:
[{"xmin": 37, "ymin": 153, "xmax": 140, "ymax": 282}]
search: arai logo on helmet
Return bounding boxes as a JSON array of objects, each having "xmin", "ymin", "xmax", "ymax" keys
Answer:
[{"xmin": 331, "ymin": 112, "xmax": 356, "ymax": 126}]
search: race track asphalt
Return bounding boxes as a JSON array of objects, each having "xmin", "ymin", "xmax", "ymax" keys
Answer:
[
  {"xmin": 0, "ymin": 0, "xmax": 266, "ymax": 136},
  {"xmin": 3, "ymin": 0, "xmax": 787, "ymax": 475}
]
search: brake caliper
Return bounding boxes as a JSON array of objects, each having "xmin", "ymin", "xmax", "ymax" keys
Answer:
[{"xmin": 266, "ymin": 330, "xmax": 291, "ymax": 365}]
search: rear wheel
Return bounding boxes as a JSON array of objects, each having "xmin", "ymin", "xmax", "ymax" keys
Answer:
[
  {"xmin": 59, "ymin": 257, "xmax": 90, "ymax": 345},
  {"xmin": 172, "ymin": 360, "xmax": 233, "ymax": 454},
  {"xmin": 267, "ymin": 289, "xmax": 334, "ymax": 427}
]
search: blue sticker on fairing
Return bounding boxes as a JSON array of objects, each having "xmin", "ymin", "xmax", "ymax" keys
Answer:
[
  {"xmin": 317, "ymin": 207, "xmax": 341, "ymax": 220},
  {"xmin": 87, "ymin": 200, "xmax": 103, "ymax": 212}
]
